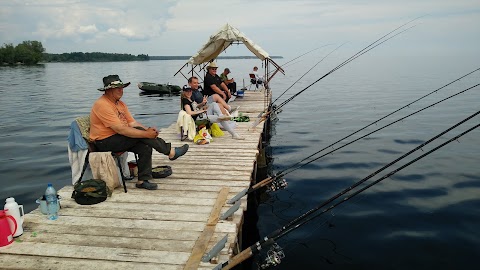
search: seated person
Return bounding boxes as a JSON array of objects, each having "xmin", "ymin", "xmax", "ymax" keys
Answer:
[
  {"xmin": 204, "ymin": 62, "xmax": 233, "ymax": 103},
  {"xmin": 90, "ymin": 74, "xmax": 189, "ymax": 190},
  {"xmin": 220, "ymin": 68, "xmax": 236, "ymax": 95},
  {"xmin": 181, "ymin": 85, "xmax": 244, "ymax": 140},
  {"xmin": 252, "ymin": 66, "xmax": 264, "ymax": 85},
  {"xmin": 188, "ymin": 76, "xmax": 237, "ymax": 116}
]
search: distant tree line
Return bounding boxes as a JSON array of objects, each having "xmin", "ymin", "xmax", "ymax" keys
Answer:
[
  {"xmin": 44, "ymin": 52, "xmax": 150, "ymax": 62},
  {"xmin": 0, "ymin": 40, "xmax": 45, "ymax": 65},
  {"xmin": 0, "ymin": 40, "xmax": 149, "ymax": 65}
]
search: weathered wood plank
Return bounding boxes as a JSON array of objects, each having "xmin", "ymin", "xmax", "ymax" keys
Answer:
[
  {"xmin": 184, "ymin": 187, "xmax": 229, "ymax": 270},
  {"xmin": 1, "ymin": 242, "xmax": 190, "ymax": 264},
  {"xmin": 0, "ymin": 254, "xmax": 182, "ymax": 270}
]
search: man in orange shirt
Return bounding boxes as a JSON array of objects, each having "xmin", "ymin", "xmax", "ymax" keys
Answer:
[{"xmin": 90, "ymin": 75, "xmax": 189, "ymax": 190}]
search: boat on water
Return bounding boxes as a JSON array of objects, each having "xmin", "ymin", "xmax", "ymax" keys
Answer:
[{"xmin": 137, "ymin": 82, "xmax": 181, "ymax": 95}]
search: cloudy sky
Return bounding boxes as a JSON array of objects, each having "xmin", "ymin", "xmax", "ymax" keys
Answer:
[{"xmin": 0, "ymin": 0, "xmax": 479, "ymax": 59}]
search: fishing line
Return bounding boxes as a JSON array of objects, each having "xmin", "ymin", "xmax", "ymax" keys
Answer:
[
  {"xmin": 275, "ymin": 16, "xmax": 424, "ymax": 110},
  {"xmin": 271, "ymin": 43, "xmax": 345, "ymax": 105},
  {"xmin": 217, "ymin": 111, "xmax": 480, "ymax": 270},
  {"xmin": 277, "ymin": 121, "xmax": 480, "ymax": 241},
  {"xmin": 274, "ymin": 23, "xmax": 417, "ymax": 111},
  {"xmin": 275, "ymin": 109, "xmax": 480, "ymax": 240},
  {"xmin": 273, "ymin": 44, "xmax": 332, "ymax": 72},
  {"xmin": 277, "ymin": 83, "xmax": 480, "ymax": 178},
  {"xmin": 237, "ymin": 80, "xmax": 480, "ymax": 201}
]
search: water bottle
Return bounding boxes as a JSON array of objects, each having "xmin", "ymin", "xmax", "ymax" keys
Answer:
[
  {"xmin": 45, "ymin": 183, "xmax": 58, "ymax": 220},
  {"xmin": 4, "ymin": 197, "xmax": 24, "ymax": 237}
]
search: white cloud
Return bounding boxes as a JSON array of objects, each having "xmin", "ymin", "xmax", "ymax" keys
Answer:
[
  {"xmin": 0, "ymin": 0, "xmax": 478, "ymax": 58},
  {"xmin": 78, "ymin": 24, "xmax": 98, "ymax": 34}
]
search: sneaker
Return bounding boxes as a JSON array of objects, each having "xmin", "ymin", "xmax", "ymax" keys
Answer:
[
  {"xmin": 169, "ymin": 144, "xmax": 189, "ymax": 160},
  {"xmin": 218, "ymin": 115, "xmax": 232, "ymax": 121},
  {"xmin": 136, "ymin": 180, "xmax": 158, "ymax": 190},
  {"xmin": 232, "ymin": 133, "xmax": 245, "ymax": 140},
  {"xmin": 229, "ymin": 105, "xmax": 240, "ymax": 114}
]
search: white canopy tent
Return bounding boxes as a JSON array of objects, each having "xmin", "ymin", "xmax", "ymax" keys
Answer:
[
  {"xmin": 187, "ymin": 24, "xmax": 270, "ymax": 65},
  {"xmin": 175, "ymin": 24, "xmax": 284, "ymax": 86}
]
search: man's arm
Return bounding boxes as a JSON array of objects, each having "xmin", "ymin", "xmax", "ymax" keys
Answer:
[
  {"xmin": 220, "ymin": 82, "xmax": 231, "ymax": 99},
  {"xmin": 111, "ymin": 123, "xmax": 158, "ymax": 139},
  {"xmin": 210, "ymin": 84, "xmax": 227, "ymax": 99}
]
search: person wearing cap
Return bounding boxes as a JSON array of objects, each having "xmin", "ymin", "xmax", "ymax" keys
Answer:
[
  {"xmin": 90, "ymin": 75, "xmax": 189, "ymax": 190},
  {"xmin": 181, "ymin": 78, "xmax": 244, "ymax": 140},
  {"xmin": 220, "ymin": 68, "xmax": 236, "ymax": 95},
  {"xmin": 187, "ymin": 75, "xmax": 237, "ymax": 115},
  {"xmin": 204, "ymin": 62, "xmax": 232, "ymax": 102}
]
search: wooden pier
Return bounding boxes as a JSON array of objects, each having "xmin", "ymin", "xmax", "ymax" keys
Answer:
[{"xmin": 0, "ymin": 90, "xmax": 269, "ymax": 270}]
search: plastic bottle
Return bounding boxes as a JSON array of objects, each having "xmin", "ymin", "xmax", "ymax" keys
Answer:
[
  {"xmin": 45, "ymin": 183, "xmax": 58, "ymax": 220},
  {"xmin": 4, "ymin": 197, "xmax": 24, "ymax": 237}
]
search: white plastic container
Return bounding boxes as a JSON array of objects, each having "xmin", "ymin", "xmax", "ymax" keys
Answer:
[{"xmin": 4, "ymin": 197, "xmax": 24, "ymax": 237}]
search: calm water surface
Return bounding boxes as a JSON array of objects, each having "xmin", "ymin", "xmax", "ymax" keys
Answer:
[{"xmin": 0, "ymin": 55, "xmax": 478, "ymax": 269}]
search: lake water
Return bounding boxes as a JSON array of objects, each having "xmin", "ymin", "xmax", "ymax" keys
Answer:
[{"xmin": 0, "ymin": 52, "xmax": 479, "ymax": 269}]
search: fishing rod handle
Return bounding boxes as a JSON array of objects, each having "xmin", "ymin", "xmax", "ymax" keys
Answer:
[
  {"xmin": 252, "ymin": 177, "xmax": 272, "ymax": 189},
  {"xmin": 221, "ymin": 247, "xmax": 253, "ymax": 270}
]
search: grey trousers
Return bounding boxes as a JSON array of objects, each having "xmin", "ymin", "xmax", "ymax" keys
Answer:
[{"xmin": 205, "ymin": 102, "xmax": 236, "ymax": 136}]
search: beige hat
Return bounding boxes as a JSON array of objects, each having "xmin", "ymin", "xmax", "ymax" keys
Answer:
[{"xmin": 206, "ymin": 62, "xmax": 218, "ymax": 69}]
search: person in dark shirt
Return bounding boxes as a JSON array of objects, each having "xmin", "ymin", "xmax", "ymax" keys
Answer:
[
  {"xmin": 204, "ymin": 62, "xmax": 232, "ymax": 102},
  {"xmin": 189, "ymin": 72, "xmax": 237, "ymax": 115}
]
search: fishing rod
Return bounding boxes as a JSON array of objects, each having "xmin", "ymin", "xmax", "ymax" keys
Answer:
[
  {"xmin": 234, "ymin": 81, "xmax": 480, "ymax": 203},
  {"xmin": 274, "ymin": 22, "xmax": 417, "ymax": 111},
  {"xmin": 272, "ymin": 45, "xmax": 332, "ymax": 73},
  {"xmin": 216, "ymin": 111, "xmax": 480, "ymax": 270},
  {"xmin": 277, "ymin": 121, "xmax": 480, "ymax": 242},
  {"xmin": 276, "ymin": 68, "xmax": 480, "ymax": 175},
  {"xmin": 277, "ymin": 82, "xmax": 480, "ymax": 178},
  {"xmin": 271, "ymin": 43, "xmax": 345, "ymax": 105},
  {"xmin": 250, "ymin": 16, "xmax": 423, "ymax": 129}
]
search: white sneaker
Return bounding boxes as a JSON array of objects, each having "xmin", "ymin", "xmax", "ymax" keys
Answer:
[
  {"xmin": 229, "ymin": 105, "xmax": 240, "ymax": 114},
  {"xmin": 232, "ymin": 133, "xmax": 245, "ymax": 140}
]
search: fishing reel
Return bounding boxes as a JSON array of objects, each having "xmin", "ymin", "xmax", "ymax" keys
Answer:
[
  {"xmin": 258, "ymin": 242, "xmax": 285, "ymax": 269},
  {"xmin": 271, "ymin": 104, "xmax": 282, "ymax": 115},
  {"xmin": 267, "ymin": 176, "xmax": 288, "ymax": 192}
]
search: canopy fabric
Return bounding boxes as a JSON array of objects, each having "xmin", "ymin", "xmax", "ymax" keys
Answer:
[{"xmin": 187, "ymin": 24, "xmax": 270, "ymax": 65}]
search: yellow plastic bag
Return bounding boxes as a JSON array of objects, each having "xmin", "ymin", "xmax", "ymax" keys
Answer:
[
  {"xmin": 194, "ymin": 127, "xmax": 212, "ymax": 144},
  {"xmin": 209, "ymin": 123, "xmax": 224, "ymax": 137}
]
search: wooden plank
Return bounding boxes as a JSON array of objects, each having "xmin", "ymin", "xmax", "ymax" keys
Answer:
[
  {"xmin": 1, "ymin": 242, "xmax": 190, "ymax": 264},
  {"xmin": 0, "ymin": 254, "xmax": 182, "ymax": 270},
  {"xmin": 184, "ymin": 187, "xmax": 229, "ymax": 270}
]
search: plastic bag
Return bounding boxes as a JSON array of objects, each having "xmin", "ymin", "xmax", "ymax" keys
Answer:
[{"xmin": 209, "ymin": 123, "xmax": 224, "ymax": 137}]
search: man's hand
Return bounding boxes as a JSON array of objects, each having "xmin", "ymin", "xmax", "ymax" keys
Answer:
[
  {"xmin": 145, "ymin": 127, "xmax": 159, "ymax": 138},
  {"xmin": 202, "ymin": 96, "xmax": 207, "ymax": 105}
]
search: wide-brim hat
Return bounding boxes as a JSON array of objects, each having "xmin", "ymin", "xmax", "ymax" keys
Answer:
[
  {"xmin": 98, "ymin": 74, "xmax": 131, "ymax": 91},
  {"xmin": 206, "ymin": 62, "xmax": 218, "ymax": 70}
]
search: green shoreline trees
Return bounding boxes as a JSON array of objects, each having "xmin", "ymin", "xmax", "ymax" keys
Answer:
[
  {"xmin": 0, "ymin": 40, "xmax": 150, "ymax": 65},
  {"xmin": 0, "ymin": 41, "xmax": 45, "ymax": 65}
]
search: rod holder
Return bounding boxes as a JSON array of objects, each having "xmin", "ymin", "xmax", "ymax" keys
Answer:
[
  {"xmin": 227, "ymin": 188, "xmax": 248, "ymax": 204},
  {"xmin": 220, "ymin": 200, "xmax": 241, "ymax": 220},
  {"xmin": 202, "ymin": 234, "xmax": 228, "ymax": 262}
]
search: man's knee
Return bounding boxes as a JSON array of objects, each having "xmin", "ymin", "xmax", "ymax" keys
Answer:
[{"xmin": 135, "ymin": 143, "xmax": 152, "ymax": 156}]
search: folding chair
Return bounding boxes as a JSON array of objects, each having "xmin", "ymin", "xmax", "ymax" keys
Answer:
[
  {"xmin": 75, "ymin": 115, "xmax": 136, "ymax": 193},
  {"xmin": 249, "ymin": 73, "xmax": 259, "ymax": 90}
]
